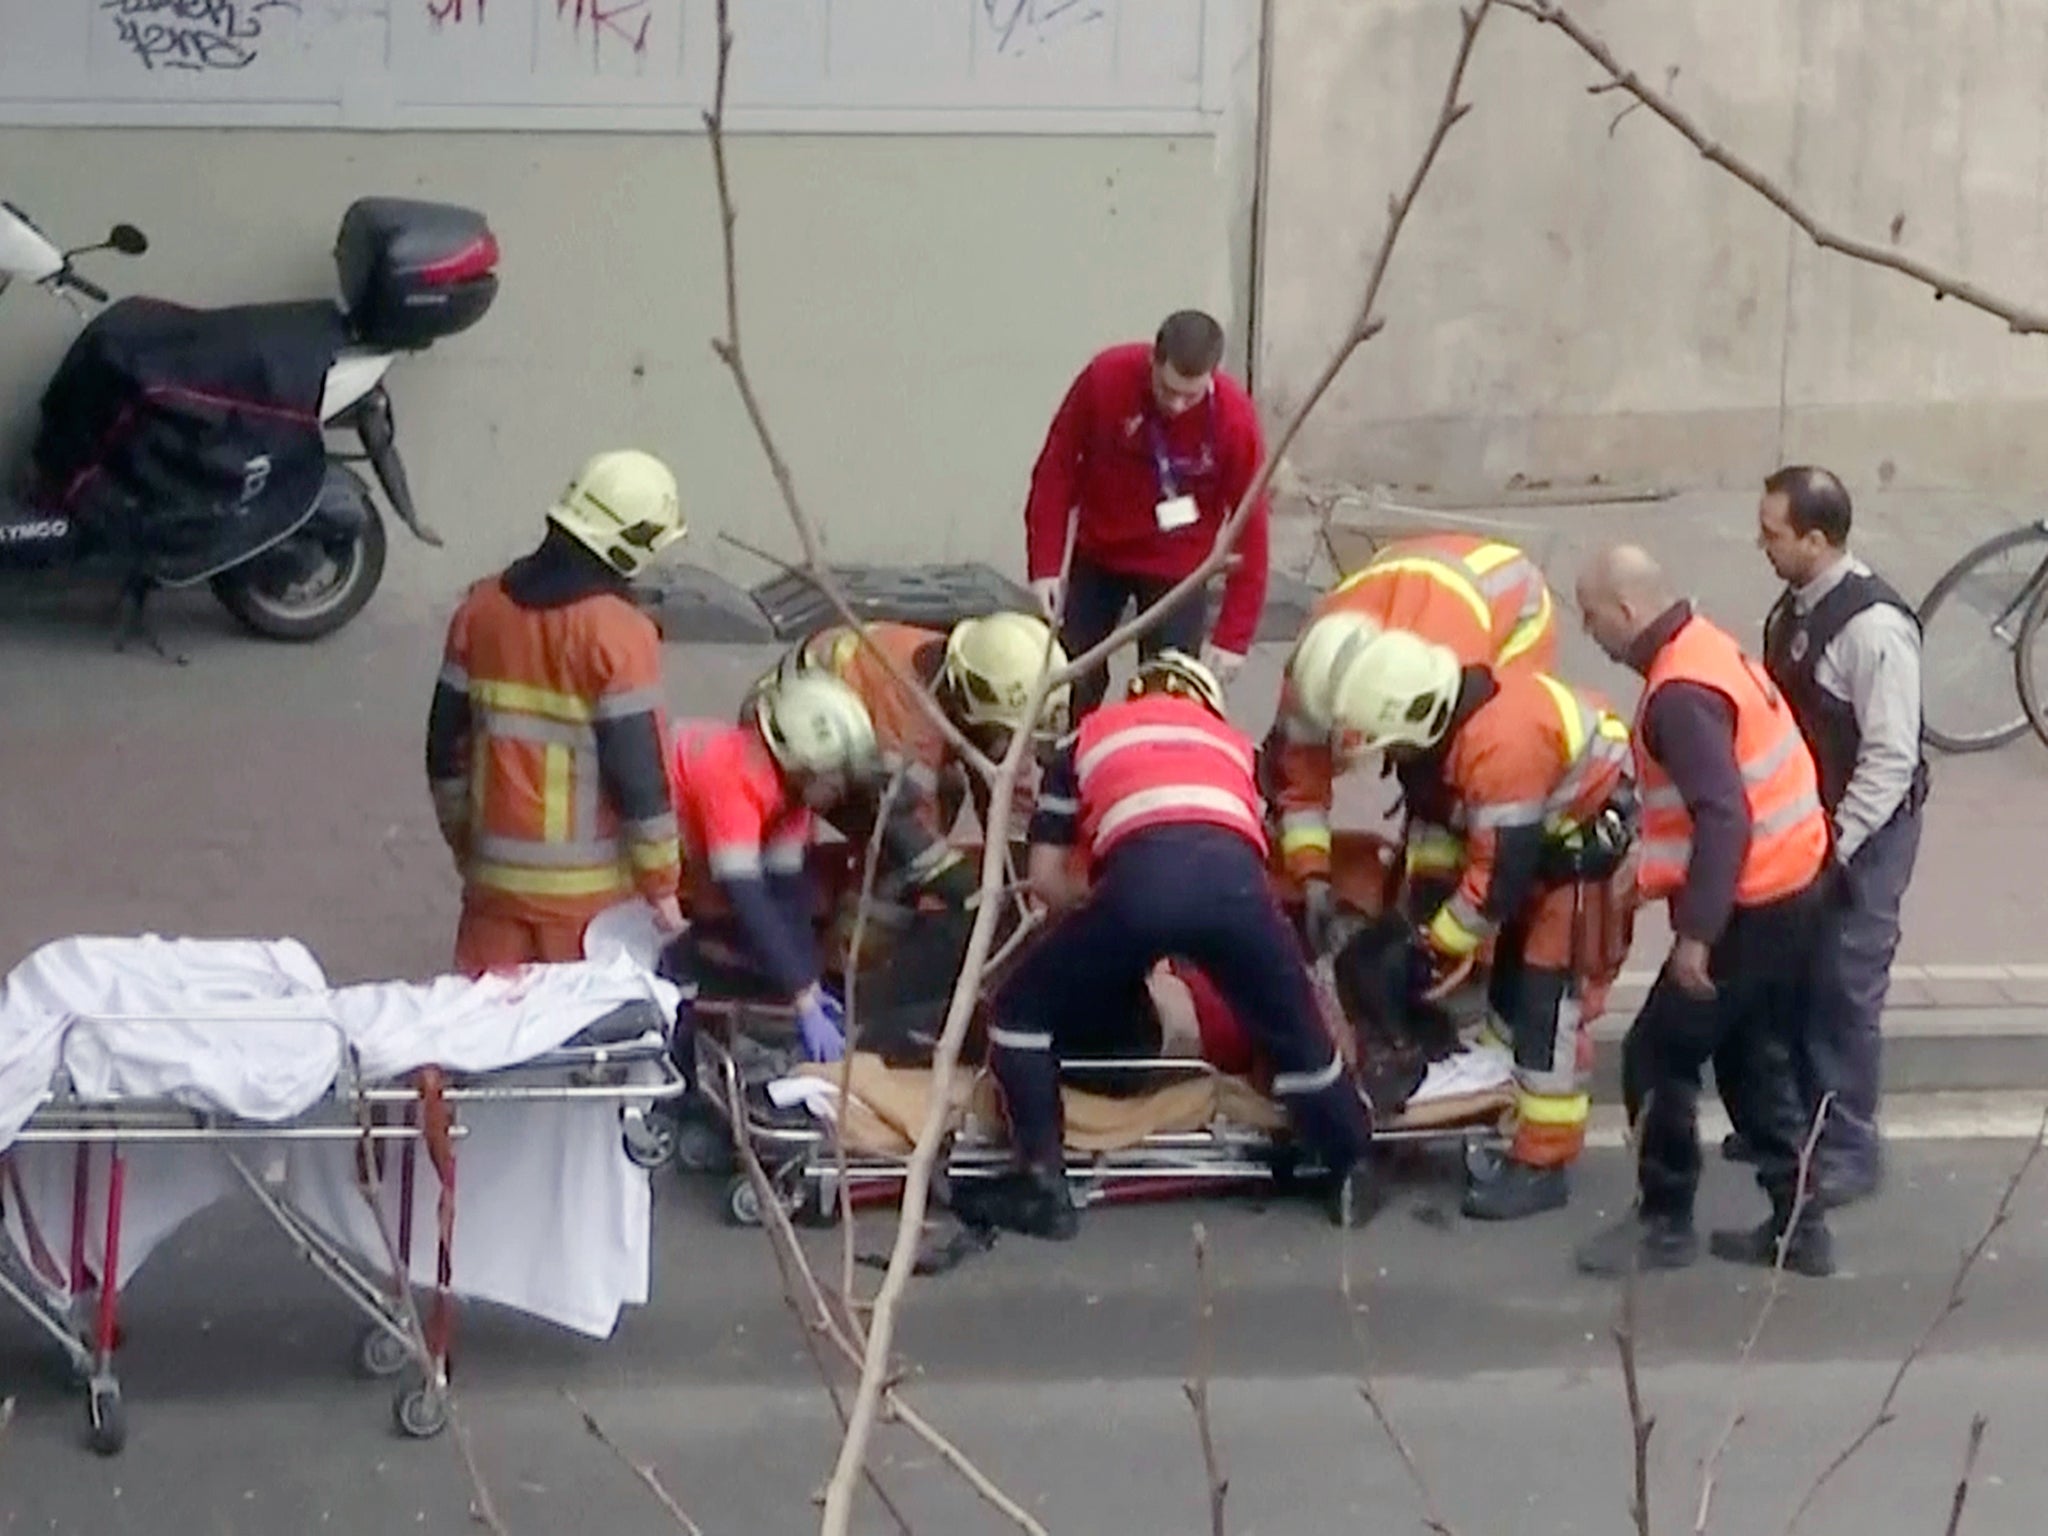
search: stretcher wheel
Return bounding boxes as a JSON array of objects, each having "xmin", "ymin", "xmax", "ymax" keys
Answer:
[
  {"xmin": 723, "ymin": 1173, "xmax": 767, "ymax": 1228},
  {"xmin": 354, "ymin": 1323, "xmax": 412, "ymax": 1381},
  {"xmin": 620, "ymin": 1112, "xmax": 677, "ymax": 1171},
  {"xmin": 392, "ymin": 1380, "xmax": 451, "ymax": 1440},
  {"xmin": 85, "ymin": 1379, "xmax": 126, "ymax": 1457},
  {"xmin": 671, "ymin": 1102, "xmax": 736, "ymax": 1176}
]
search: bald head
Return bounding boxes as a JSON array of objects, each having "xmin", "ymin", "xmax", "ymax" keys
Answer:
[{"xmin": 1576, "ymin": 543, "xmax": 1677, "ymax": 668}]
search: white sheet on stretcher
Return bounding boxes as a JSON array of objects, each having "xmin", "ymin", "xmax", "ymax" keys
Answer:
[{"xmin": 0, "ymin": 933, "xmax": 680, "ymax": 1339}]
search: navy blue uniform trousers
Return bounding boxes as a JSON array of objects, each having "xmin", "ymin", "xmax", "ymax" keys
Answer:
[{"xmin": 991, "ymin": 822, "xmax": 1372, "ymax": 1172}]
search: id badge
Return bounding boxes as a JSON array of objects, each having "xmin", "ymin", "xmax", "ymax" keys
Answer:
[{"xmin": 1154, "ymin": 494, "xmax": 1199, "ymax": 532}]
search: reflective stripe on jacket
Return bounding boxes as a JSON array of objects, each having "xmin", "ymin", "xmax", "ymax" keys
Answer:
[
  {"xmin": 1424, "ymin": 672, "xmax": 1632, "ymax": 958},
  {"xmin": 1076, "ymin": 694, "xmax": 1267, "ymax": 865},
  {"xmin": 431, "ymin": 577, "xmax": 680, "ymax": 922},
  {"xmin": 1268, "ymin": 534, "xmax": 1558, "ymax": 881},
  {"xmin": 1633, "ymin": 615, "xmax": 1828, "ymax": 907}
]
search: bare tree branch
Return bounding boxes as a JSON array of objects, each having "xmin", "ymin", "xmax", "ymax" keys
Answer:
[
  {"xmin": 1783, "ymin": 1111, "xmax": 2048, "ymax": 1534},
  {"xmin": 1182, "ymin": 1223, "xmax": 1230, "ymax": 1536},
  {"xmin": 567, "ymin": 1391, "xmax": 707, "ymax": 1535},
  {"xmin": 1617, "ymin": 1244, "xmax": 1655, "ymax": 1536},
  {"xmin": 1941, "ymin": 1416, "xmax": 1990, "ymax": 1536},
  {"xmin": 719, "ymin": 1066, "xmax": 1042, "ymax": 1534},
  {"xmin": 1340, "ymin": 1222, "xmax": 1458, "ymax": 1536},
  {"xmin": 1500, "ymin": 0, "xmax": 2048, "ymax": 335},
  {"xmin": 1046, "ymin": 0, "xmax": 1496, "ymax": 695},
  {"xmin": 1695, "ymin": 1094, "xmax": 1835, "ymax": 1534}
]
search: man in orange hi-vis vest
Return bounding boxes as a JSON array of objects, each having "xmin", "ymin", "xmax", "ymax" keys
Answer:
[
  {"xmin": 426, "ymin": 449, "xmax": 688, "ymax": 974},
  {"xmin": 1260, "ymin": 533, "xmax": 1559, "ymax": 947},
  {"xmin": 1571, "ymin": 544, "xmax": 1836, "ymax": 1282}
]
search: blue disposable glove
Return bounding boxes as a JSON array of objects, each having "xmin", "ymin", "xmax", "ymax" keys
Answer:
[{"xmin": 796, "ymin": 986, "xmax": 845, "ymax": 1063}]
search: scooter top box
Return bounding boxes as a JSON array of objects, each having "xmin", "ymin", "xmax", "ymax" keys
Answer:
[{"xmin": 335, "ymin": 197, "xmax": 499, "ymax": 352}]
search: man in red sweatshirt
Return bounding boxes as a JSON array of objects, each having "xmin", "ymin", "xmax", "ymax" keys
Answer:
[{"xmin": 1022, "ymin": 309, "xmax": 1271, "ymax": 719}]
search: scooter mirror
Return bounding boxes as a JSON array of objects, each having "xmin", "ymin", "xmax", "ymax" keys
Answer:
[{"xmin": 108, "ymin": 224, "xmax": 148, "ymax": 256}]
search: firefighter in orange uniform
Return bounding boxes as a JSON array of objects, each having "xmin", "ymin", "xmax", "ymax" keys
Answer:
[
  {"xmin": 1315, "ymin": 630, "xmax": 1637, "ymax": 1220},
  {"xmin": 666, "ymin": 671, "xmax": 886, "ymax": 1064},
  {"xmin": 748, "ymin": 611, "xmax": 1073, "ymax": 920},
  {"xmin": 1260, "ymin": 534, "xmax": 1559, "ymax": 943},
  {"xmin": 426, "ymin": 449, "xmax": 688, "ymax": 975}
]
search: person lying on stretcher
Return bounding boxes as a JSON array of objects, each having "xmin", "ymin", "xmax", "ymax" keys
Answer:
[
  {"xmin": 960, "ymin": 651, "xmax": 1377, "ymax": 1241},
  {"xmin": 741, "ymin": 610, "xmax": 1074, "ymax": 963},
  {"xmin": 664, "ymin": 672, "xmax": 895, "ymax": 1065}
]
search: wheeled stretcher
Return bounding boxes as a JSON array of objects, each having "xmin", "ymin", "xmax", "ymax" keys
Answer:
[
  {"xmin": 0, "ymin": 936, "xmax": 689, "ymax": 1455},
  {"xmin": 664, "ymin": 826, "xmax": 1632, "ymax": 1230}
]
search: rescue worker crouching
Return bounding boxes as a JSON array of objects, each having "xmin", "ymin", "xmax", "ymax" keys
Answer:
[
  {"xmin": 744, "ymin": 610, "xmax": 1074, "ymax": 941},
  {"xmin": 1304, "ymin": 628, "xmax": 1637, "ymax": 1221},
  {"xmin": 426, "ymin": 449, "xmax": 689, "ymax": 976},
  {"xmin": 666, "ymin": 671, "xmax": 888, "ymax": 1066},
  {"xmin": 964, "ymin": 651, "xmax": 1377, "ymax": 1241},
  {"xmin": 1261, "ymin": 532, "xmax": 1559, "ymax": 943}
]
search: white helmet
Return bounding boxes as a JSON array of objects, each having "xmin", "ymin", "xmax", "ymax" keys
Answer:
[
  {"xmin": 1128, "ymin": 649, "xmax": 1228, "ymax": 717},
  {"xmin": 754, "ymin": 673, "xmax": 880, "ymax": 779},
  {"xmin": 1286, "ymin": 609, "xmax": 1385, "ymax": 730},
  {"xmin": 547, "ymin": 449, "xmax": 685, "ymax": 579},
  {"xmin": 941, "ymin": 611, "xmax": 1072, "ymax": 736},
  {"xmin": 1325, "ymin": 630, "xmax": 1463, "ymax": 754}
]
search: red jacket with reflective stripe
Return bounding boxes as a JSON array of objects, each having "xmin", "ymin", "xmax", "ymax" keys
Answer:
[
  {"xmin": 1074, "ymin": 694, "xmax": 1267, "ymax": 866},
  {"xmin": 668, "ymin": 721, "xmax": 814, "ymax": 919}
]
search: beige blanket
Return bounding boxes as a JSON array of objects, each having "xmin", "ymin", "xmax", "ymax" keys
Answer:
[{"xmin": 784, "ymin": 1053, "xmax": 1509, "ymax": 1158}]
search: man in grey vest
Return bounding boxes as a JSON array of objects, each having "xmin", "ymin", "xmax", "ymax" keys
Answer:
[{"xmin": 1751, "ymin": 465, "xmax": 1926, "ymax": 1206}]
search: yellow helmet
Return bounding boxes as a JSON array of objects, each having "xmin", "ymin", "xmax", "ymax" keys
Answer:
[
  {"xmin": 1128, "ymin": 649, "xmax": 1227, "ymax": 717},
  {"xmin": 547, "ymin": 449, "xmax": 685, "ymax": 579},
  {"xmin": 1325, "ymin": 630, "xmax": 1463, "ymax": 754},
  {"xmin": 940, "ymin": 611, "xmax": 1072, "ymax": 737},
  {"xmin": 1286, "ymin": 609, "xmax": 1385, "ymax": 731},
  {"xmin": 754, "ymin": 672, "xmax": 880, "ymax": 779}
]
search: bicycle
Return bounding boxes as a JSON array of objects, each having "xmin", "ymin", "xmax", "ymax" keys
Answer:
[{"xmin": 1918, "ymin": 519, "xmax": 2048, "ymax": 752}]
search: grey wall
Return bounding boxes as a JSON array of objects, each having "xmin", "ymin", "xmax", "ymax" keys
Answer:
[
  {"xmin": 0, "ymin": 127, "xmax": 1240, "ymax": 621},
  {"xmin": 1256, "ymin": 0, "xmax": 2048, "ymax": 501}
]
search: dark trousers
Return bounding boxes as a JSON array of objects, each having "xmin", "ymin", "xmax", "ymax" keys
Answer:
[
  {"xmin": 1060, "ymin": 556, "xmax": 1211, "ymax": 719},
  {"xmin": 990, "ymin": 824, "xmax": 1372, "ymax": 1173},
  {"xmin": 1623, "ymin": 882, "xmax": 1825, "ymax": 1223},
  {"xmin": 1805, "ymin": 801, "xmax": 1921, "ymax": 1173}
]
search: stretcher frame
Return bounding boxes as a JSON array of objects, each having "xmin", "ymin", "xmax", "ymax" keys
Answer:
[
  {"xmin": 680, "ymin": 1005, "xmax": 1514, "ymax": 1231},
  {"xmin": 0, "ymin": 1001, "xmax": 688, "ymax": 1457}
]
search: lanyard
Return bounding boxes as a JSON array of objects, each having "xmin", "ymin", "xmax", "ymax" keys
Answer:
[{"xmin": 1146, "ymin": 395, "xmax": 1217, "ymax": 501}]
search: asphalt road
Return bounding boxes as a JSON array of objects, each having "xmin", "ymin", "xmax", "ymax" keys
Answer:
[{"xmin": 2, "ymin": 1133, "xmax": 2044, "ymax": 1535}]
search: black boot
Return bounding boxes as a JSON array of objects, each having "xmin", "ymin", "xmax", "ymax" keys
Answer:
[
  {"xmin": 1574, "ymin": 1212, "xmax": 1700, "ymax": 1276},
  {"xmin": 1323, "ymin": 1160, "xmax": 1387, "ymax": 1230},
  {"xmin": 1721, "ymin": 1131, "xmax": 1757, "ymax": 1164},
  {"xmin": 1709, "ymin": 1204, "xmax": 1835, "ymax": 1277},
  {"xmin": 1462, "ymin": 1160, "xmax": 1570, "ymax": 1222},
  {"xmin": 949, "ymin": 1165, "xmax": 1079, "ymax": 1242}
]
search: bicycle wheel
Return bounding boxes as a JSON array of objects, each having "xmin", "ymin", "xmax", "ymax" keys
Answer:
[
  {"xmin": 1917, "ymin": 522, "xmax": 2048, "ymax": 752},
  {"xmin": 2013, "ymin": 556, "xmax": 2048, "ymax": 751}
]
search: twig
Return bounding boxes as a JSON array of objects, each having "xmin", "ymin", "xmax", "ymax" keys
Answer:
[
  {"xmin": 1340, "ymin": 1219, "xmax": 1458, "ymax": 1536},
  {"xmin": 567, "ymin": 1391, "xmax": 707, "ymax": 1535},
  {"xmin": 1501, "ymin": 0, "xmax": 2048, "ymax": 335},
  {"xmin": 1046, "ymin": 0, "xmax": 1494, "ymax": 694},
  {"xmin": 1617, "ymin": 1250, "xmax": 1655, "ymax": 1536},
  {"xmin": 1182, "ymin": 1224, "xmax": 1230, "ymax": 1536},
  {"xmin": 1942, "ymin": 1416, "xmax": 1990, "ymax": 1536},
  {"xmin": 1695, "ymin": 1094, "xmax": 1835, "ymax": 1534},
  {"xmin": 1783, "ymin": 1110, "xmax": 2048, "ymax": 1533},
  {"xmin": 838, "ymin": 761, "xmax": 910, "ymax": 1303},
  {"xmin": 718, "ymin": 1064, "xmax": 1038, "ymax": 1535}
]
